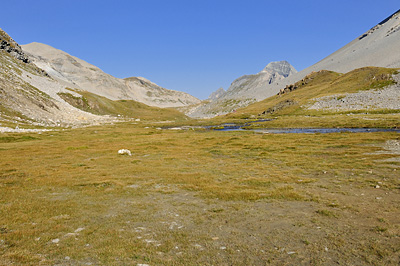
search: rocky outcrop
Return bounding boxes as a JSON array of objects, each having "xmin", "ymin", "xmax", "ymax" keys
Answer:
[
  {"xmin": 277, "ymin": 70, "xmax": 327, "ymax": 95},
  {"xmin": 0, "ymin": 28, "xmax": 30, "ymax": 63},
  {"xmin": 261, "ymin": 99, "xmax": 297, "ymax": 114}
]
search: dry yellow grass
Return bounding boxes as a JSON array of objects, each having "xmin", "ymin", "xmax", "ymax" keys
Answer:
[{"xmin": 0, "ymin": 122, "xmax": 399, "ymax": 265}]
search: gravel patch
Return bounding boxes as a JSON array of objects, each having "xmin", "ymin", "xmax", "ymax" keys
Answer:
[
  {"xmin": 0, "ymin": 126, "xmax": 53, "ymax": 133},
  {"xmin": 308, "ymin": 75, "xmax": 400, "ymax": 111}
]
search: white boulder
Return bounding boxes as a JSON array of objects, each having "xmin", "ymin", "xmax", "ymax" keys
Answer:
[{"xmin": 118, "ymin": 149, "xmax": 132, "ymax": 156}]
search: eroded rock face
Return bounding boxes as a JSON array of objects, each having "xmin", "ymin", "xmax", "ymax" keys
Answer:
[{"xmin": 0, "ymin": 28, "xmax": 30, "ymax": 63}]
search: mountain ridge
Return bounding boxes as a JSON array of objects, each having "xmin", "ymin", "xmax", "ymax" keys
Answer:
[
  {"xmin": 22, "ymin": 42, "xmax": 200, "ymax": 108},
  {"xmin": 187, "ymin": 9, "xmax": 400, "ymax": 118},
  {"xmin": 187, "ymin": 60, "xmax": 297, "ymax": 118}
]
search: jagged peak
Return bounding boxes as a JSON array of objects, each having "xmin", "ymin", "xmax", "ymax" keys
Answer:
[
  {"xmin": 259, "ymin": 60, "xmax": 297, "ymax": 77},
  {"xmin": 208, "ymin": 87, "xmax": 226, "ymax": 101}
]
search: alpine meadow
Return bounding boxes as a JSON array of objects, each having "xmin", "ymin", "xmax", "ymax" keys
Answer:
[{"xmin": 1, "ymin": 4, "xmax": 399, "ymax": 266}]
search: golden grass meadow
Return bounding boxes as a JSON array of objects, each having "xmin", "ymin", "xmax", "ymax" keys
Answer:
[{"xmin": 1, "ymin": 121, "xmax": 399, "ymax": 265}]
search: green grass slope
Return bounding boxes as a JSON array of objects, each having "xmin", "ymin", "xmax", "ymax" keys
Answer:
[{"xmin": 58, "ymin": 89, "xmax": 189, "ymax": 122}]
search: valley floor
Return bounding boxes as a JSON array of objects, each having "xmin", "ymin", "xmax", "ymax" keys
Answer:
[{"xmin": 0, "ymin": 122, "xmax": 399, "ymax": 265}]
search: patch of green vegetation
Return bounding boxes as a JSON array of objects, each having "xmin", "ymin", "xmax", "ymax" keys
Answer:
[
  {"xmin": 57, "ymin": 89, "xmax": 188, "ymax": 121},
  {"xmin": 67, "ymin": 146, "xmax": 89, "ymax": 150},
  {"xmin": 0, "ymin": 135, "xmax": 38, "ymax": 143},
  {"xmin": 316, "ymin": 209, "xmax": 338, "ymax": 218},
  {"xmin": 372, "ymin": 226, "xmax": 388, "ymax": 233}
]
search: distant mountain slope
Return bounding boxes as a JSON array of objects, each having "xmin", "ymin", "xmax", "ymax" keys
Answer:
[
  {"xmin": 228, "ymin": 67, "xmax": 399, "ymax": 119},
  {"xmin": 188, "ymin": 9, "xmax": 400, "ymax": 118},
  {"xmin": 22, "ymin": 43, "xmax": 200, "ymax": 108},
  {"xmin": 207, "ymin": 87, "xmax": 226, "ymax": 101},
  {"xmin": 251, "ymin": 9, "xmax": 400, "ymax": 101},
  {"xmin": 0, "ymin": 31, "xmax": 108, "ymax": 127},
  {"xmin": 221, "ymin": 61, "xmax": 297, "ymax": 101},
  {"xmin": 0, "ymin": 29, "xmax": 189, "ymax": 127},
  {"xmin": 188, "ymin": 61, "xmax": 297, "ymax": 118}
]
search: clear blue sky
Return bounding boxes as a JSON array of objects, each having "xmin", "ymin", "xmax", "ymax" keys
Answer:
[{"xmin": 2, "ymin": 0, "xmax": 399, "ymax": 99}]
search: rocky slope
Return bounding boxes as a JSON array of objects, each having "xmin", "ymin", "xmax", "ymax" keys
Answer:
[
  {"xmin": 0, "ymin": 29, "xmax": 193, "ymax": 128},
  {"xmin": 307, "ymin": 72, "xmax": 400, "ymax": 111},
  {"xmin": 22, "ymin": 42, "xmax": 200, "ymax": 108},
  {"xmin": 0, "ymin": 29, "xmax": 30, "ymax": 63},
  {"xmin": 188, "ymin": 61, "xmax": 297, "ymax": 118},
  {"xmin": 0, "ymin": 29, "xmax": 112, "ymax": 128}
]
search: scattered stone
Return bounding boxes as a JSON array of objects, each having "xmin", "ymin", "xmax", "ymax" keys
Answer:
[
  {"xmin": 193, "ymin": 244, "xmax": 203, "ymax": 250},
  {"xmin": 118, "ymin": 149, "xmax": 132, "ymax": 156},
  {"xmin": 212, "ymin": 237, "xmax": 219, "ymax": 240},
  {"xmin": 127, "ymin": 184, "xmax": 140, "ymax": 189},
  {"xmin": 287, "ymin": 251, "xmax": 296, "ymax": 255},
  {"xmin": 51, "ymin": 238, "xmax": 60, "ymax": 244},
  {"xmin": 74, "ymin": 227, "xmax": 85, "ymax": 233},
  {"xmin": 262, "ymin": 99, "xmax": 296, "ymax": 114},
  {"xmin": 308, "ymin": 80, "xmax": 400, "ymax": 111},
  {"xmin": 51, "ymin": 214, "xmax": 71, "ymax": 220},
  {"xmin": 375, "ymin": 185, "xmax": 380, "ymax": 189}
]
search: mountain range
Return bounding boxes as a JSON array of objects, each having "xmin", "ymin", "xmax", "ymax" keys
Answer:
[
  {"xmin": 0, "ymin": 9, "xmax": 399, "ymax": 126},
  {"xmin": 189, "ymin": 9, "xmax": 400, "ymax": 118},
  {"xmin": 22, "ymin": 42, "xmax": 200, "ymax": 108}
]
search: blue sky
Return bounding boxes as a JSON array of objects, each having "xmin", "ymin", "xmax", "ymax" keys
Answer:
[{"xmin": 2, "ymin": 0, "xmax": 399, "ymax": 99}]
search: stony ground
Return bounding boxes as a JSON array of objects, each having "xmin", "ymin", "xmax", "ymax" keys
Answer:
[{"xmin": 308, "ymin": 74, "xmax": 400, "ymax": 111}]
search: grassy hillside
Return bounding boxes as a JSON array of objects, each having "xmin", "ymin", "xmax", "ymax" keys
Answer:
[
  {"xmin": 58, "ymin": 89, "xmax": 189, "ymax": 122},
  {"xmin": 231, "ymin": 67, "xmax": 398, "ymax": 117}
]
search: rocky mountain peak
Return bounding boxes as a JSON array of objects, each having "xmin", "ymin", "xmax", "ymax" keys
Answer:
[
  {"xmin": 259, "ymin": 60, "xmax": 297, "ymax": 77},
  {"xmin": 208, "ymin": 87, "xmax": 226, "ymax": 101},
  {"xmin": 0, "ymin": 28, "xmax": 30, "ymax": 63}
]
